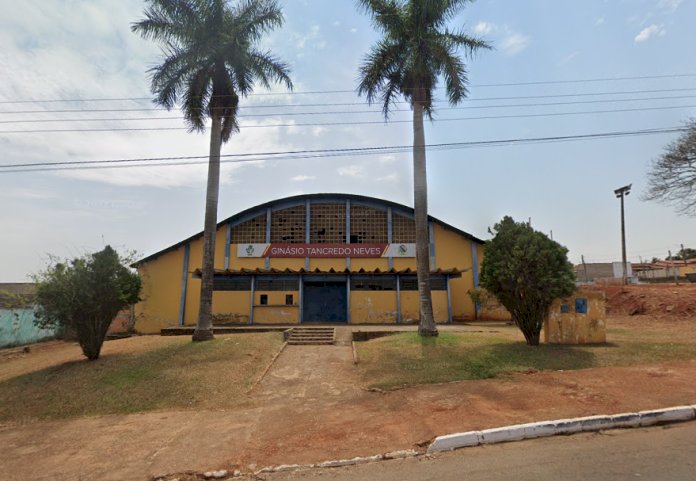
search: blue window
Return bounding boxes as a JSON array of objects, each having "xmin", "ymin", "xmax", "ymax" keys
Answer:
[
  {"xmin": 560, "ymin": 304, "xmax": 570, "ymax": 314},
  {"xmin": 575, "ymin": 298, "xmax": 588, "ymax": 314}
]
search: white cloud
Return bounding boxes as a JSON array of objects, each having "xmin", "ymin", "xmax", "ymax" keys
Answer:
[
  {"xmin": 337, "ymin": 165, "xmax": 364, "ymax": 177},
  {"xmin": 291, "ymin": 174, "xmax": 316, "ymax": 182},
  {"xmin": 658, "ymin": 0, "xmax": 683, "ymax": 12},
  {"xmin": 0, "ymin": 188, "xmax": 56, "ymax": 200},
  {"xmin": 558, "ymin": 51, "xmax": 580, "ymax": 66},
  {"xmin": 292, "ymin": 25, "xmax": 325, "ymax": 50},
  {"xmin": 473, "ymin": 21, "xmax": 493, "ymax": 36},
  {"xmin": 376, "ymin": 173, "xmax": 399, "ymax": 183},
  {"xmin": 501, "ymin": 33, "xmax": 530, "ymax": 55},
  {"xmin": 634, "ymin": 24, "xmax": 665, "ymax": 43},
  {"xmin": 594, "ymin": 16, "xmax": 605, "ymax": 26}
]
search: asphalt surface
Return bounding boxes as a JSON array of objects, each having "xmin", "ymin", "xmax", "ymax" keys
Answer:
[{"xmin": 263, "ymin": 422, "xmax": 696, "ymax": 481}]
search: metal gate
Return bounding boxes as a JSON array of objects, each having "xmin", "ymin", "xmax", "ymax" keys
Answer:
[{"xmin": 302, "ymin": 281, "xmax": 347, "ymax": 322}]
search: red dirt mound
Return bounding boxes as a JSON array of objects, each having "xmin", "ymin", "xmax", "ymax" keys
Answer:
[{"xmin": 591, "ymin": 284, "xmax": 696, "ymax": 318}]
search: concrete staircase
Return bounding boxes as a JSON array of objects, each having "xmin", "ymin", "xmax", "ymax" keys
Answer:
[{"xmin": 287, "ymin": 327, "xmax": 335, "ymax": 345}]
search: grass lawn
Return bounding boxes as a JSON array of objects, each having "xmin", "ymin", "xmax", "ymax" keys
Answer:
[
  {"xmin": 0, "ymin": 332, "xmax": 283, "ymax": 422},
  {"xmin": 356, "ymin": 329, "xmax": 696, "ymax": 390}
]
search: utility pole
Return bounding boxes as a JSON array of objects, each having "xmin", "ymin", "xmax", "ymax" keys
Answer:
[
  {"xmin": 614, "ymin": 184, "xmax": 631, "ymax": 285},
  {"xmin": 669, "ymin": 249, "xmax": 678, "ymax": 284},
  {"xmin": 581, "ymin": 255, "xmax": 588, "ymax": 283}
]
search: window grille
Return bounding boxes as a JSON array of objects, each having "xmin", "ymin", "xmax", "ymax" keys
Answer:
[
  {"xmin": 271, "ymin": 205, "xmax": 306, "ymax": 243},
  {"xmin": 255, "ymin": 277, "xmax": 299, "ymax": 291},
  {"xmin": 350, "ymin": 276, "xmax": 396, "ymax": 291},
  {"xmin": 350, "ymin": 204, "xmax": 388, "ymax": 243},
  {"xmin": 399, "ymin": 276, "xmax": 447, "ymax": 291},
  {"xmin": 213, "ymin": 277, "xmax": 252, "ymax": 291},
  {"xmin": 230, "ymin": 214, "xmax": 266, "ymax": 244},
  {"xmin": 310, "ymin": 203, "xmax": 346, "ymax": 244},
  {"xmin": 392, "ymin": 213, "xmax": 416, "ymax": 243}
]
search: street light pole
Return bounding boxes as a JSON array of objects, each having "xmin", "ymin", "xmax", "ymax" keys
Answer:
[{"xmin": 614, "ymin": 184, "xmax": 632, "ymax": 285}]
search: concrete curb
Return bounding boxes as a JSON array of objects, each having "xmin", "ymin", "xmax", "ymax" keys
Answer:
[
  {"xmin": 254, "ymin": 450, "xmax": 419, "ymax": 475},
  {"xmin": 427, "ymin": 405, "xmax": 696, "ymax": 453},
  {"xmin": 171, "ymin": 405, "xmax": 695, "ymax": 479},
  {"xmin": 246, "ymin": 341, "xmax": 288, "ymax": 394}
]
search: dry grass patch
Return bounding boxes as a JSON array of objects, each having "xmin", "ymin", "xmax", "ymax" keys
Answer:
[
  {"xmin": 0, "ymin": 332, "xmax": 283, "ymax": 422},
  {"xmin": 356, "ymin": 330, "xmax": 696, "ymax": 390}
]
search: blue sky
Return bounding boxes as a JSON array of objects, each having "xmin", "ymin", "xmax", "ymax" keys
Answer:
[{"xmin": 1, "ymin": 0, "xmax": 695, "ymax": 281}]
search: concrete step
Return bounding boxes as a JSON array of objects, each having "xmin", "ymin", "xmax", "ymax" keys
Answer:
[{"xmin": 287, "ymin": 327, "xmax": 335, "ymax": 345}]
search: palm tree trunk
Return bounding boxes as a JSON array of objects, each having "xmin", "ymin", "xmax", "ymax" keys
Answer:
[
  {"xmin": 192, "ymin": 111, "xmax": 222, "ymax": 342},
  {"xmin": 413, "ymin": 101, "xmax": 438, "ymax": 337}
]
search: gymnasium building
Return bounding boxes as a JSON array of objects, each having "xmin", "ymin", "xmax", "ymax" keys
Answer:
[{"xmin": 134, "ymin": 194, "xmax": 484, "ymax": 333}]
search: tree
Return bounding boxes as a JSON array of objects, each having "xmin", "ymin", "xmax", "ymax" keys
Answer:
[
  {"xmin": 643, "ymin": 119, "xmax": 696, "ymax": 216},
  {"xmin": 479, "ymin": 217, "xmax": 575, "ymax": 346},
  {"xmin": 357, "ymin": 0, "xmax": 489, "ymax": 337},
  {"xmin": 33, "ymin": 246, "xmax": 142, "ymax": 360},
  {"xmin": 669, "ymin": 247, "xmax": 696, "ymax": 261},
  {"xmin": 132, "ymin": 0, "xmax": 292, "ymax": 342}
]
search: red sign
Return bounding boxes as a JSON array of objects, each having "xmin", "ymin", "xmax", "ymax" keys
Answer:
[{"xmin": 264, "ymin": 243, "xmax": 387, "ymax": 258}]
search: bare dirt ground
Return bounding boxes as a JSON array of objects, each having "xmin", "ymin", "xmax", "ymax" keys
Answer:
[{"xmin": 1, "ymin": 284, "xmax": 695, "ymax": 481}]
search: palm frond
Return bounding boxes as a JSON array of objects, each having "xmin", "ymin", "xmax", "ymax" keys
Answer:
[
  {"xmin": 442, "ymin": 30, "xmax": 492, "ymax": 57},
  {"xmin": 234, "ymin": 0, "xmax": 285, "ymax": 42},
  {"xmin": 131, "ymin": 0, "xmax": 200, "ymax": 43},
  {"xmin": 183, "ymin": 65, "xmax": 212, "ymax": 132},
  {"xmin": 247, "ymin": 50, "xmax": 293, "ymax": 91},
  {"xmin": 357, "ymin": 0, "xmax": 406, "ymax": 36},
  {"xmin": 133, "ymin": 0, "xmax": 292, "ymax": 143},
  {"xmin": 357, "ymin": 38, "xmax": 406, "ymax": 116}
]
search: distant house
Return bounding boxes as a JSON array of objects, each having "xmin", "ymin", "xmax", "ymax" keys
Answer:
[
  {"xmin": 574, "ymin": 262, "xmax": 633, "ymax": 283},
  {"xmin": 633, "ymin": 259, "xmax": 696, "ymax": 281},
  {"xmin": 0, "ymin": 283, "xmax": 60, "ymax": 348}
]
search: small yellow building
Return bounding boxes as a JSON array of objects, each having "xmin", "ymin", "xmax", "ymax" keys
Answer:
[{"xmin": 134, "ymin": 194, "xmax": 484, "ymax": 333}]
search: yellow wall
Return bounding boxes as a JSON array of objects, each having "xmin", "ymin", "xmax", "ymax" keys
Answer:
[
  {"xmin": 211, "ymin": 291, "xmax": 250, "ymax": 325},
  {"xmin": 432, "ymin": 225, "xmax": 479, "ymax": 321},
  {"xmin": 544, "ymin": 291, "xmax": 607, "ymax": 344},
  {"xmin": 254, "ymin": 306, "xmax": 299, "ymax": 324},
  {"xmin": 400, "ymin": 290, "xmax": 449, "ymax": 323},
  {"xmin": 350, "ymin": 291, "xmax": 397, "ymax": 323},
  {"xmin": 135, "ymin": 246, "xmax": 185, "ymax": 334}
]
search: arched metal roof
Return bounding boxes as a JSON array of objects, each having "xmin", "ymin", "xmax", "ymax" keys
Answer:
[{"xmin": 134, "ymin": 193, "xmax": 484, "ymax": 266}]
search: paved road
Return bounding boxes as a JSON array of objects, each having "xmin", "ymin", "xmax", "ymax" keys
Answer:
[{"xmin": 264, "ymin": 422, "xmax": 696, "ymax": 481}]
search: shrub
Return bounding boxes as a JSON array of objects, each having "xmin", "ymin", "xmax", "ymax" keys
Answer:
[
  {"xmin": 33, "ymin": 246, "xmax": 141, "ymax": 360},
  {"xmin": 480, "ymin": 217, "xmax": 575, "ymax": 345}
]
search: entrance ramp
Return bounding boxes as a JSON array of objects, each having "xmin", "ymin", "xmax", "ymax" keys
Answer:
[{"xmin": 287, "ymin": 327, "xmax": 335, "ymax": 345}]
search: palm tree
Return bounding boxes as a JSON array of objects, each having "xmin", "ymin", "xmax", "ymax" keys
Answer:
[
  {"xmin": 357, "ymin": 0, "xmax": 489, "ymax": 336},
  {"xmin": 133, "ymin": 0, "xmax": 292, "ymax": 341}
]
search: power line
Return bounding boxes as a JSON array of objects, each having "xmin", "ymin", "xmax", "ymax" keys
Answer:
[
  {"xmin": 2, "ymin": 93, "xmax": 695, "ymax": 125},
  {"xmin": 0, "ymin": 126, "xmax": 686, "ymax": 173},
  {"xmin": 0, "ymin": 73, "xmax": 695, "ymax": 104},
  {"xmin": 1, "ymin": 104, "xmax": 695, "ymax": 134},
  {"xmin": 3, "ymin": 87, "xmax": 696, "ymax": 115}
]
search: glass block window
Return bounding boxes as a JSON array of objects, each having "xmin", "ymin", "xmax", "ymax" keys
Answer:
[
  {"xmin": 310, "ymin": 203, "xmax": 346, "ymax": 244},
  {"xmin": 399, "ymin": 276, "xmax": 447, "ymax": 291},
  {"xmin": 231, "ymin": 214, "xmax": 266, "ymax": 244},
  {"xmin": 392, "ymin": 213, "xmax": 416, "ymax": 243},
  {"xmin": 271, "ymin": 205, "xmax": 306, "ymax": 244},
  {"xmin": 255, "ymin": 277, "xmax": 300, "ymax": 291},
  {"xmin": 350, "ymin": 204, "xmax": 388, "ymax": 244},
  {"xmin": 350, "ymin": 276, "xmax": 396, "ymax": 291},
  {"xmin": 213, "ymin": 277, "xmax": 252, "ymax": 291}
]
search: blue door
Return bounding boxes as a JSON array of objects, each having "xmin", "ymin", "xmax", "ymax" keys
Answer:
[{"xmin": 303, "ymin": 281, "xmax": 347, "ymax": 322}]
